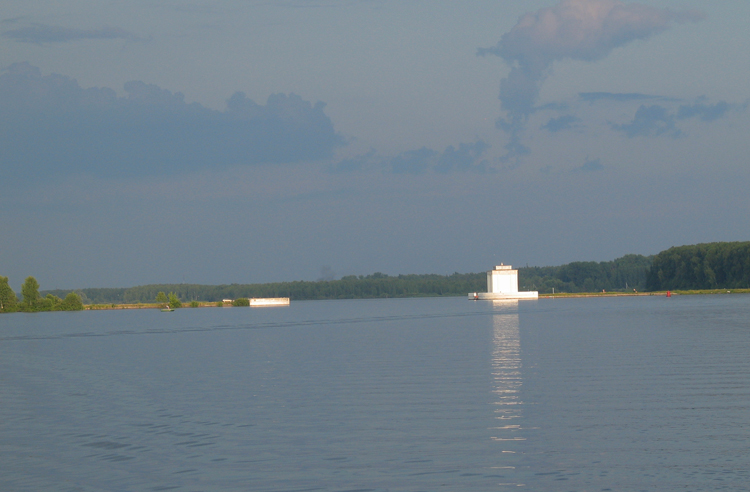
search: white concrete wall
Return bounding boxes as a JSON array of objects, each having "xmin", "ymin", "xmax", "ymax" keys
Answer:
[{"xmin": 490, "ymin": 270, "xmax": 518, "ymax": 294}]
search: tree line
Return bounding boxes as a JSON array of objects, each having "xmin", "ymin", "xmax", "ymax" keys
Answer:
[
  {"xmin": 0, "ymin": 276, "xmax": 84, "ymax": 313},
  {"xmin": 518, "ymin": 254, "xmax": 653, "ymax": 293},
  {"xmin": 13, "ymin": 243, "xmax": 749, "ymax": 310},
  {"xmin": 646, "ymin": 241, "xmax": 750, "ymax": 290},
  {"xmin": 44, "ymin": 272, "xmax": 488, "ymax": 304},
  {"xmin": 39, "ymin": 255, "xmax": 653, "ymax": 305}
]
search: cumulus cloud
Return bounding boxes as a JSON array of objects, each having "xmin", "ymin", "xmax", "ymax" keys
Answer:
[
  {"xmin": 579, "ymin": 92, "xmax": 681, "ymax": 104},
  {"xmin": 0, "ymin": 63, "xmax": 343, "ymax": 184},
  {"xmin": 2, "ymin": 23, "xmax": 137, "ymax": 43},
  {"xmin": 434, "ymin": 141, "xmax": 491, "ymax": 173},
  {"xmin": 330, "ymin": 141, "xmax": 491, "ymax": 175},
  {"xmin": 676, "ymin": 101, "xmax": 731, "ymax": 122},
  {"xmin": 611, "ymin": 104, "xmax": 679, "ymax": 138},
  {"xmin": 611, "ymin": 99, "xmax": 737, "ymax": 137},
  {"xmin": 479, "ymin": 0, "xmax": 704, "ymax": 159},
  {"xmin": 542, "ymin": 114, "xmax": 579, "ymax": 132}
]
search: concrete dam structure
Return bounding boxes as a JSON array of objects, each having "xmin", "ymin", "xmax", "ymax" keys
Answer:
[{"xmin": 469, "ymin": 264, "xmax": 538, "ymax": 300}]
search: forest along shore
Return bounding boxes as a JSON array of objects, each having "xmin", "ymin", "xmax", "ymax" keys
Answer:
[
  {"xmin": 81, "ymin": 289, "xmax": 750, "ymax": 310},
  {"xmin": 20, "ymin": 241, "xmax": 750, "ymax": 309}
]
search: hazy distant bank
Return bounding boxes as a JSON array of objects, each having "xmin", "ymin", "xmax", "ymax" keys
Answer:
[
  {"xmin": 43, "ymin": 254, "xmax": 653, "ymax": 304},
  {"xmin": 29, "ymin": 241, "xmax": 750, "ymax": 306}
]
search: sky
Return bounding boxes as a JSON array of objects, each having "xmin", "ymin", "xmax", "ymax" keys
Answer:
[{"xmin": 1, "ymin": 0, "xmax": 749, "ymax": 289}]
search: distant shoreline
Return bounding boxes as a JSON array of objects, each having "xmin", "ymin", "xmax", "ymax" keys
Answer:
[
  {"xmin": 77, "ymin": 289, "xmax": 749, "ymax": 310},
  {"xmin": 540, "ymin": 288, "xmax": 750, "ymax": 298},
  {"xmin": 86, "ymin": 301, "xmax": 236, "ymax": 310}
]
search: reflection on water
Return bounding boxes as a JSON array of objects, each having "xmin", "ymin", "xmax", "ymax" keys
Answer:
[{"xmin": 489, "ymin": 300, "xmax": 526, "ymax": 486}]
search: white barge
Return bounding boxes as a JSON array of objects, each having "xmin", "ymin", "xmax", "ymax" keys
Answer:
[{"xmin": 249, "ymin": 297, "xmax": 290, "ymax": 307}]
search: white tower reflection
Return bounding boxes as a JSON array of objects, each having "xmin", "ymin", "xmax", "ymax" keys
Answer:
[{"xmin": 489, "ymin": 300, "xmax": 525, "ymax": 452}]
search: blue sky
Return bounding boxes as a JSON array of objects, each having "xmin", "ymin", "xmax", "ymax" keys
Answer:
[{"xmin": 1, "ymin": 0, "xmax": 749, "ymax": 289}]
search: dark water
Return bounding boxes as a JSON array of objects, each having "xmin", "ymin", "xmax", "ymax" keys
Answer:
[{"xmin": 2, "ymin": 295, "xmax": 749, "ymax": 491}]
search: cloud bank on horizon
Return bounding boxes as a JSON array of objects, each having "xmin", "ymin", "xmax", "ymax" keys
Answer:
[
  {"xmin": 0, "ymin": 62, "xmax": 342, "ymax": 183},
  {"xmin": 479, "ymin": 0, "xmax": 706, "ymax": 162},
  {"xmin": 2, "ymin": 23, "xmax": 137, "ymax": 44}
]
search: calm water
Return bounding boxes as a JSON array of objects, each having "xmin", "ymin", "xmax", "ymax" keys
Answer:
[{"xmin": 2, "ymin": 295, "xmax": 749, "ymax": 491}]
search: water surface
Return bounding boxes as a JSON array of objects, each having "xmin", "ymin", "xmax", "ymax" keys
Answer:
[{"xmin": 1, "ymin": 295, "xmax": 749, "ymax": 491}]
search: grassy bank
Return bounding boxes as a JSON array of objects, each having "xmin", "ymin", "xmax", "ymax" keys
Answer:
[
  {"xmin": 540, "ymin": 288, "xmax": 750, "ymax": 298},
  {"xmin": 85, "ymin": 301, "xmax": 219, "ymax": 310}
]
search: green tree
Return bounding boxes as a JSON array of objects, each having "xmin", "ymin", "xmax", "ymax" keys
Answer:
[
  {"xmin": 21, "ymin": 276, "xmax": 40, "ymax": 310},
  {"xmin": 0, "ymin": 276, "xmax": 18, "ymax": 312},
  {"xmin": 38, "ymin": 294, "xmax": 62, "ymax": 311},
  {"xmin": 59, "ymin": 292, "xmax": 84, "ymax": 311},
  {"xmin": 232, "ymin": 297, "xmax": 250, "ymax": 307},
  {"xmin": 646, "ymin": 242, "xmax": 750, "ymax": 290},
  {"xmin": 155, "ymin": 291, "xmax": 168, "ymax": 304},
  {"xmin": 168, "ymin": 292, "xmax": 182, "ymax": 309}
]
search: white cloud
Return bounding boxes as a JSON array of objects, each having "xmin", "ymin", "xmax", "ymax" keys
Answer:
[{"xmin": 480, "ymin": 0, "xmax": 705, "ymax": 159}]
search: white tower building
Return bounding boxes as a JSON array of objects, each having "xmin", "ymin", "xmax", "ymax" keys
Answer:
[{"xmin": 469, "ymin": 264, "xmax": 538, "ymax": 300}]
